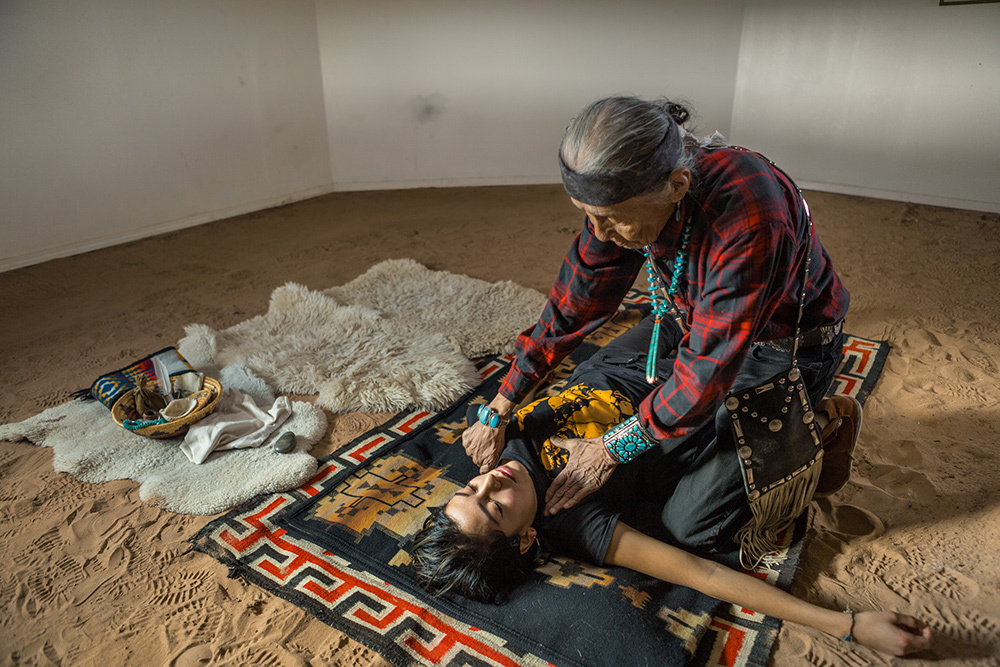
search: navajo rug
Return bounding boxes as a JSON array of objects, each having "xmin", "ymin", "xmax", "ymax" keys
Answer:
[{"xmin": 191, "ymin": 290, "xmax": 889, "ymax": 667}]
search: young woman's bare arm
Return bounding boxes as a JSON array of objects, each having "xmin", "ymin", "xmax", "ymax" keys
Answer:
[{"xmin": 604, "ymin": 522, "xmax": 931, "ymax": 657}]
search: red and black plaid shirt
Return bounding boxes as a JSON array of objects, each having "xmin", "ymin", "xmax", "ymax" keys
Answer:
[{"xmin": 499, "ymin": 145, "xmax": 850, "ymax": 442}]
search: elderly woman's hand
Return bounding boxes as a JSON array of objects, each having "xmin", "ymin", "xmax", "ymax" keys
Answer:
[
  {"xmin": 544, "ymin": 436, "xmax": 618, "ymax": 515},
  {"xmin": 461, "ymin": 420, "xmax": 508, "ymax": 473},
  {"xmin": 461, "ymin": 396, "xmax": 517, "ymax": 473}
]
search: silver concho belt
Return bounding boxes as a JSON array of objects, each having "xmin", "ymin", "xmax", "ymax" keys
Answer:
[{"xmin": 760, "ymin": 320, "xmax": 843, "ymax": 352}]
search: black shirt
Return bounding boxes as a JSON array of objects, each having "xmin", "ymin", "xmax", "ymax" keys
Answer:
[{"xmin": 472, "ymin": 378, "xmax": 673, "ymax": 565}]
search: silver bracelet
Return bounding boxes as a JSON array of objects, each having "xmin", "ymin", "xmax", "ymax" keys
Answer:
[{"xmin": 602, "ymin": 415, "xmax": 657, "ymax": 464}]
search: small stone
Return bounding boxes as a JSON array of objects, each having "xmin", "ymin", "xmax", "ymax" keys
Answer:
[{"xmin": 273, "ymin": 431, "xmax": 296, "ymax": 454}]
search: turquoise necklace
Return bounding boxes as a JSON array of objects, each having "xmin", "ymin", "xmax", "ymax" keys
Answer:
[{"xmin": 642, "ymin": 203, "xmax": 692, "ymax": 384}]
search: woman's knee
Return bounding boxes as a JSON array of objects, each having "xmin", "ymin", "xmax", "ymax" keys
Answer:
[
  {"xmin": 661, "ymin": 506, "xmax": 741, "ymax": 555},
  {"xmin": 660, "ymin": 485, "xmax": 747, "ymax": 554}
]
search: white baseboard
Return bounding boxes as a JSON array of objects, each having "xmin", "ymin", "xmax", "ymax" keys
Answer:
[
  {"xmin": 0, "ymin": 183, "xmax": 341, "ymax": 273},
  {"xmin": 4, "ymin": 177, "xmax": 994, "ymax": 273},
  {"xmin": 796, "ymin": 180, "xmax": 1000, "ymax": 215},
  {"xmin": 329, "ymin": 175, "xmax": 559, "ymax": 192},
  {"xmin": 1, "ymin": 177, "xmax": 563, "ymax": 273}
]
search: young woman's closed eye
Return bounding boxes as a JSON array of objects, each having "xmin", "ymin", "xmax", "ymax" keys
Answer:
[{"xmin": 466, "ymin": 482, "xmax": 505, "ymax": 519}]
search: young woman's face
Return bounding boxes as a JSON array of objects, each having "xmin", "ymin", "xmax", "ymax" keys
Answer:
[{"xmin": 444, "ymin": 460, "xmax": 537, "ymax": 539}]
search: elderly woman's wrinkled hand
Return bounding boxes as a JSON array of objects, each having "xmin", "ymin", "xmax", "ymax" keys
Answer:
[
  {"xmin": 543, "ymin": 436, "xmax": 618, "ymax": 515},
  {"xmin": 461, "ymin": 421, "xmax": 507, "ymax": 473}
]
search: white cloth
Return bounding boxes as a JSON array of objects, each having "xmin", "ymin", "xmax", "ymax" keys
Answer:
[{"xmin": 181, "ymin": 389, "xmax": 292, "ymax": 465}]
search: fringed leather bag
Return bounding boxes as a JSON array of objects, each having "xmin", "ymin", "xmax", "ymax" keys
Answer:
[{"xmin": 726, "ymin": 366, "xmax": 822, "ymax": 569}]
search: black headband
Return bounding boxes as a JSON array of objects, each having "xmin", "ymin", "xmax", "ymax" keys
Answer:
[{"xmin": 559, "ymin": 118, "xmax": 683, "ymax": 206}]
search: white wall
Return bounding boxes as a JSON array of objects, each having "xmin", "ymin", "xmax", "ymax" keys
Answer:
[
  {"xmin": 315, "ymin": 0, "xmax": 745, "ymax": 190},
  {"xmin": 0, "ymin": 0, "xmax": 331, "ymax": 271},
  {"xmin": 731, "ymin": 0, "xmax": 1000, "ymax": 213},
  {"xmin": 4, "ymin": 1, "xmax": 997, "ymax": 272}
]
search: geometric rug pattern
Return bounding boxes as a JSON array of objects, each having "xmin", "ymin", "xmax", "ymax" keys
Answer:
[{"xmin": 192, "ymin": 289, "xmax": 889, "ymax": 667}]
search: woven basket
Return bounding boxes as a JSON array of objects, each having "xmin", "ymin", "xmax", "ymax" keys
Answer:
[{"xmin": 111, "ymin": 376, "xmax": 222, "ymax": 439}]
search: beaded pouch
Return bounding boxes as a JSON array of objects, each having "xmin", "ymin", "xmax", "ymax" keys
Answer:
[{"xmin": 71, "ymin": 346, "xmax": 194, "ymax": 410}]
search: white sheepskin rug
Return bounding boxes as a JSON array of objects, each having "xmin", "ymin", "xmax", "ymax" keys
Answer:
[
  {"xmin": 177, "ymin": 258, "xmax": 546, "ymax": 413},
  {"xmin": 0, "ymin": 367, "xmax": 327, "ymax": 515},
  {"xmin": 1, "ymin": 260, "xmax": 543, "ymax": 514}
]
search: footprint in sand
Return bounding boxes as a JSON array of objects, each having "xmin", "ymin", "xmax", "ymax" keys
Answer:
[
  {"xmin": 918, "ymin": 567, "xmax": 978, "ymax": 602},
  {"xmin": 884, "ymin": 440, "xmax": 924, "ymax": 468},
  {"xmin": 21, "ymin": 555, "xmax": 86, "ymax": 617},
  {"xmin": 117, "ymin": 602, "xmax": 158, "ymax": 640},
  {"xmin": 939, "ymin": 362, "xmax": 979, "ymax": 385},
  {"xmin": 896, "ymin": 565, "xmax": 977, "ymax": 603},
  {"xmin": 961, "ymin": 346, "xmax": 1000, "ymax": 376},
  {"xmin": 172, "ymin": 643, "xmax": 214, "ymax": 667},
  {"xmin": 899, "ymin": 329, "xmax": 943, "ymax": 357},
  {"xmin": 826, "ymin": 504, "xmax": 884, "ymax": 538},
  {"xmin": 147, "ymin": 570, "xmax": 213, "ymax": 607},
  {"xmin": 802, "ymin": 644, "xmax": 871, "ymax": 667},
  {"xmin": 0, "ymin": 452, "xmax": 18, "ymax": 479},
  {"xmin": 32, "ymin": 390, "xmax": 72, "ymax": 411},
  {"xmin": 29, "ymin": 475, "xmax": 95, "ymax": 519},
  {"xmin": 9, "ymin": 641, "xmax": 79, "ymax": 666},
  {"xmin": 164, "ymin": 597, "xmax": 227, "ymax": 647},
  {"xmin": 916, "ymin": 601, "xmax": 1000, "ymax": 648},
  {"xmin": 12, "ymin": 525, "xmax": 64, "ymax": 567},
  {"xmin": 868, "ymin": 463, "xmax": 937, "ymax": 500},
  {"xmin": 116, "ymin": 575, "xmax": 221, "ymax": 645},
  {"xmin": 901, "ymin": 546, "xmax": 927, "ymax": 569},
  {"xmin": 870, "ymin": 548, "xmax": 981, "ymax": 605},
  {"xmin": 208, "ymin": 643, "xmax": 301, "ymax": 667},
  {"xmin": 314, "ymin": 639, "xmax": 385, "ymax": 667}
]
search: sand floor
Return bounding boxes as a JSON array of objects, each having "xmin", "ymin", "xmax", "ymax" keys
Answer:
[{"xmin": 2, "ymin": 185, "xmax": 999, "ymax": 665}]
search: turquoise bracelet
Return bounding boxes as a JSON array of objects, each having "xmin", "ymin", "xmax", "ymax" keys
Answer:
[
  {"xmin": 123, "ymin": 417, "xmax": 167, "ymax": 430},
  {"xmin": 477, "ymin": 404, "xmax": 510, "ymax": 429},
  {"xmin": 843, "ymin": 609, "xmax": 855, "ymax": 642},
  {"xmin": 602, "ymin": 415, "xmax": 657, "ymax": 464}
]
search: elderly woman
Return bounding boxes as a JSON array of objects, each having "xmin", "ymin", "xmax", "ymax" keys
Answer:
[{"xmin": 462, "ymin": 95, "xmax": 861, "ymax": 566}]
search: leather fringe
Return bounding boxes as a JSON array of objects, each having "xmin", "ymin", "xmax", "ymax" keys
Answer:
[{"xmin": 734, "ymin": 459, "xmax": 822, "ymax": 570}]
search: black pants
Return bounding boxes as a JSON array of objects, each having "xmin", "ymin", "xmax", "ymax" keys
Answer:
[{"xmin": 567, "ymin": 315, "xmax": 844, "ymax": 556}]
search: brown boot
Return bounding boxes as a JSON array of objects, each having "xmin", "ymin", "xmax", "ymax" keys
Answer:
[{"xmin": 814, "ymin": 396, "xmax": 863, "ymax": 497}]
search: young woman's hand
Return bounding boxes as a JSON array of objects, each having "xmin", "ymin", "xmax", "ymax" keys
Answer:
[{"xmin": 852, "ymin": 610, "xmax": 932, "ymax": 656}]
